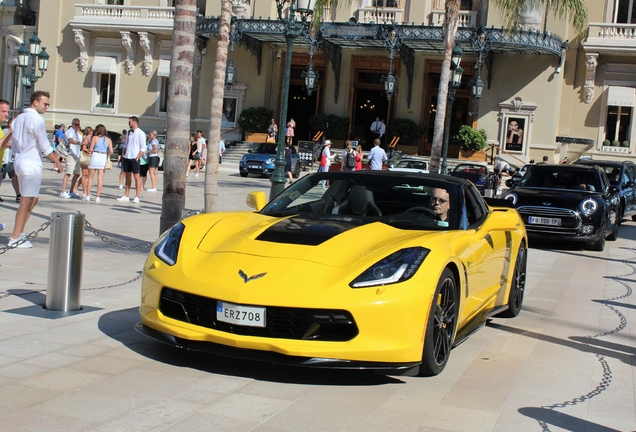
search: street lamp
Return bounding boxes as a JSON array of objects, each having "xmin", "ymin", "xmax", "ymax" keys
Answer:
[
  {"xmin": 18, "ymin": 32, "xmax": 49, "ymax": 107},
  {"xmin": 472, "ymin": 77, "xmax": 484, "ymax": 100},
  {"xmin": 381, "ymin": 26, "xmax": 401, "ymax": 101},
  {"xmin": 271, "ymin": 0, "xmax": 315, "ymax": 199},
  {"xmin": 441, "ymin": 44, "xmax": 464, "ymax": 176},
  {"xmin": 225, "ymin": 20, "xmax": 242, "ymax": 90}
]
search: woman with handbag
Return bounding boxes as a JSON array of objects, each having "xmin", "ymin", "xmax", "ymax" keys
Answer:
[
  {"xmin": 185, "ymin": 133, "xmax": 201, "ymax": 177},
  {"xmin": 72, "ymin": 126, "xmax": 92, "ymax": 199},
  {"xmin": 85, "ymin": 124, "xmax": 113, "ymax": 202}
]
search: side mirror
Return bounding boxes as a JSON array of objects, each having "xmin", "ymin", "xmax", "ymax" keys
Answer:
[
  {"xmin": 247, "ymin": 149, "xmax": 253, "ymax": 153},
  {"xmin": 608, "ymin": 185, "xmax": 620, "ymax": 196},
  {"xmin": 505, "ymin": 179, "xmax": 514, "ymax": 188},
  {"xmin": 246, "ymin": 191, "xmax": 267, "ymax": 212},
  {"xmin": 627, "ymin": 181, "xmax": 635, "ymax": 188}
]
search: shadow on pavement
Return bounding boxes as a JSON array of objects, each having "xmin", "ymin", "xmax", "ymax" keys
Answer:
[
  {"xmin": 518, "ymin": 407, "xmax": 621, "ymax": 432},
  {"xmin": 98, "ymin": 307, "xmax": 405, "ymax": 386}
]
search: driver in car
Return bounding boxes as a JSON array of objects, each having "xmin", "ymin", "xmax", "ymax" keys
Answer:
[{"xmin": 430, "ymin": 188, "xmax": 450, "ymax": 222}]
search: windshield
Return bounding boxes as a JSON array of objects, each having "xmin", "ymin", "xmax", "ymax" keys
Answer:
[
  {"xmin": 261, "ymin": 172, "xmax": 463, "ymax": 231},
  {"xmin": 396, "ymin": 160, "xmax": 428, "ymax": 170},
  {"xmin": 519, "ymin": 166, "xmax": 600, "ymax": 192},
  {"xmin": 252, "ymin": 144, "xmax": 277, "ymax": 154}
]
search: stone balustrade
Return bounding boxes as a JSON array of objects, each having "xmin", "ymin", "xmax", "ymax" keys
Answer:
[
  {"xmin": 74, "ymin": 4, "xmax": 174, "ymax": 21},
  {"xmin": 589, "ymin": 22, "xmax": 636, "ymax": 39},
  {"xmin": 430, "ymin": 10, "xmax": 477, "ymax": 27},
  {"xmin": 354, "ymin": 6, "xmax": 404, "ymax": 24},
  {"xmin": 584, "ymin": 23, "xmax": 636, "ymax": 54}
]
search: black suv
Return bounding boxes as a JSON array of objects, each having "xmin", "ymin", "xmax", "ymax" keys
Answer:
[{"xmin": 574, "ymin": 159, "xmax": 636, "ymax": 222}]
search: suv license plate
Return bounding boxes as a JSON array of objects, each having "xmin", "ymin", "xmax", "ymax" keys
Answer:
[
  {"xmin": 528, "ymin": 216, "xmax": 561, "ymax": 226},
  {"xmin": 216, "ymin": 301, "xmax": 266, "ymax": 327}
]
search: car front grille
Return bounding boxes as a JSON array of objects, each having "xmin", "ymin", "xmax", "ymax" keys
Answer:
[
  {"xmin": 245, "ymin": 159, "xmax": 264, "ymax": 165},
  {"xmin": 159, "ymin": 287, "xmax": 359, "ymax": 342},
  {"xmin": 517, "ymin": 206, "xmax": 582, "ymax": 234}
]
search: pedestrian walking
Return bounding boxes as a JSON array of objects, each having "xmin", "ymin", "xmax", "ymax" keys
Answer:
[
  {"xmin": 367, "ymin": 138, "xmax": 387, "ymax": 170},
  {"xmin": 59, "ymin": 118, "xmax": 82, "ymax": 199},
  {"xmin": 318, "ymin": 140, "xmax": 334, "ymax": 188},
  {"xmin": 85, "ymin": 124, "xmax": 113, "ymax": 202},
  {"xmin": 146, "ymin": 130, "xmax": 159, "ymax": 191},
  {"xmin": 7, "ymin": 91, "xmax": 63, "ymax": 248},
  {"xmin": 117, "ymin": 116, "xmax": 145, "ymax": 203}
]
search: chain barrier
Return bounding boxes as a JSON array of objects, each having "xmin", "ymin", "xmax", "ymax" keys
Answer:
[
  {"xmin": 0, "ymin": 214, "xmax": 59, "ymax": 255},
  {"xmin": 0, "ymin": 272, "xmax": 143, "ymax": 301},
  {"xmin": 535, "ymin": 248, "xmax": 635, "ymax": 432},
  {"xmin": 83, "ymin": 219, "xmax": 153, "ymax": 251}
]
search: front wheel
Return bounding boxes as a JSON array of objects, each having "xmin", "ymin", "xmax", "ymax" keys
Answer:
[
  {"xmin": 498, "ymin": 244, "xmax": 526, "ymax": 318},
  {"xmin": 239, "ymin": 171, "xmax": 248, "ymax": 178},
  {"xmin": 589, "ymin": 232, "xmax": 605, "ymax": 251},
  {"xmin": 607, "ymin": 221, "xmax": 619, "ymax": 241},
  {"xmin": 292, "ymin": 161, "xmax": 301, "ymax": 178},
  {"xmin": 419, "ymin": 269, "xmax": 458, "ymax": 377}
]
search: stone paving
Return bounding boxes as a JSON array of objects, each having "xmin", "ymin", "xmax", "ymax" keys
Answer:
[{"xmin": 0, "ymin": 163, "xmax": 635, "ymax": 432}]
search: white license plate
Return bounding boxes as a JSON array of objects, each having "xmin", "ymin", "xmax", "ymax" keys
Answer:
[
  {"xmin": 528, "ymin": 216, "xmax": 561, "ymax": 226},
  {"xmin": 216, "ymin": 301, "xmax": 266, "ymax": 327},
  {"xmin": 249, "ymin": 165, "xmax": 260, "ymax": 169}
]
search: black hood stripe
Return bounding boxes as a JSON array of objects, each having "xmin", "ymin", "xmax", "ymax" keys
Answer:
[{"xmin": 256, "ymin": 216, "xmax": 370, "ymax": 245}]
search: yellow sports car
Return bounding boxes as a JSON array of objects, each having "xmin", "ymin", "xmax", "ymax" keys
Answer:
[{"xmin": 138, "ymin": 171, "xmax": 527, "ymax": 376}]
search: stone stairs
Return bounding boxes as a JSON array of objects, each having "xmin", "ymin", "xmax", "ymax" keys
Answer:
[{"xmin": 221, "ymin": 141, "xmax": 254, "ymax": 164}]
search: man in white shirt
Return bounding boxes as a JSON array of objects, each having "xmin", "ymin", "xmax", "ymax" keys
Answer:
[
  {"xmin": 367, "ymin": 138, "xmax": 387, "ymax": 170},
  {"xmin": 61, "ymin": 118, "xmax": 82, "ymax": 198},
  {"xmin": 370, "ymin": 117, "xmax": 381, "ymax": 140},
  {"xmin": 8, "ymin": 91, "xmax": 63, "ymax": 248},
  {"xmin": 196, "ymin": 130, "xmax": 206, "ymax": 175},
  {"xmin": 118, "ymin": 116, "xmax": 145, "ymax": 203}
]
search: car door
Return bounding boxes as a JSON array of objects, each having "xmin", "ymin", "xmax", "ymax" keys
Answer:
[
  {"xmin": 624, "ymin": 164, "xmax": 636, "ymax": 217},
  {"xmin": 461, "ymin": 187, "xmax": 508, "ymax": 312}
]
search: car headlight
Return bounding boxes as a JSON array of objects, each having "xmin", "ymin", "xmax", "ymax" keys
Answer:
[
  {"xmin": 503, "ymin": 193, "xmax": 517, "ymax": 205},
  {"xmin": 580, "ymin": 198, "xmax": 598, "ymax": 215},
  {"xmin": 154, "ymin": 222, "xmax": 185, "ymax": 266},
  {"xmin": 350, "ymin": 247, "xmax": 430, "ymax": 288},
  {"xmin": 267, "ymin": 158, "xmax": 275, "ymax": 165}
]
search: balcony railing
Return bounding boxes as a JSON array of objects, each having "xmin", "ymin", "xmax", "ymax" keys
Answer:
[
  {"xmin": 430, "ymin": 10, "xmax": 477, "ymax": 27},
  {"xmin": 354, "ymin": 6, "xmax": 404, "ymax": 24},
  {"xmin": 584, "ymin": 22, "xmax": 636, "ymax": 53},
  {"xmin": 74, "ymin": 4, "xmax": 174, "ymax": 21}
]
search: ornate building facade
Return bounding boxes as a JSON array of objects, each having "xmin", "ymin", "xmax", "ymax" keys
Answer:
[{"xmin": 3, "ymin": 0, "xmax": 636, "ymax": 163}]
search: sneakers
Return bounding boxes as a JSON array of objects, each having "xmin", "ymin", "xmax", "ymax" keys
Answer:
[
  {"xmin": 132, "ymin": 197, "xmax": 140, "ymax": 203},
  {"xmin": 195, "ymin": 173, "xmax": 199, "ymax": 178},
  {"xmin": 118, "ymin": 184, "xmax": 124, "ymax": 190},
  {"xmin": 185, "ymin": 173, "xmax": 189, "ymax": 177},
  {"xmin": 95, "ymin": 197, "xmax": 101, "ymax": 203},
  {"xmin": 146, "ymin": 188, "xmax": 157, "ymax": 192},
  {"xmin": 83, "ymin": 195, "xmax": 90, "ymax": 202},
  {"xmin": 70, "ymin": 192, "xmax": 80, "ymax": 199},
  {"xmin": 0, "ymin": 223, "xmax": 5, "ymax": 232},
  {"xmin": 117, "ymin": 196, "xmax": 130, "ymax": 202},
  {"xmin": 8, "ymin": 237, "xmax": 33, "ymax": 249},
  {"xmin": 60, "ymin": 192, "xmax": 71, "ymax": 199}
]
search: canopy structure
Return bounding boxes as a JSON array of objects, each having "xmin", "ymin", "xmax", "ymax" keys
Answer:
[{"xmin": 196, "ymin": 17, "xmax": 568, "ymax": 105}]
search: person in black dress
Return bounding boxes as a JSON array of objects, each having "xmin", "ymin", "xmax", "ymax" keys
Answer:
[{"xmin": 285, "ymin": 142, "xmax": 293, "ymax": 184}]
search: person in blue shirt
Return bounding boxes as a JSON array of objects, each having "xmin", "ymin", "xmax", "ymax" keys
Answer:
[
  {"xmin": 54, "ymin": 124, "xmax": 66, "ymax": 151},
  {"xmin": 367, "ymin": 138, "xmax": 387, "ymax": 170}
]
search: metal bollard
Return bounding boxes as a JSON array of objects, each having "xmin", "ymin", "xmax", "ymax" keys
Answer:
[{"xmin": 46, "ymin": 212, "xmax": 85, "ymax": 311}]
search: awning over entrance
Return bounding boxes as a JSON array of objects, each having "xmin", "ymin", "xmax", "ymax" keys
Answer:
[
  {"xmin": 92, "ymin": 56, "xmax": 117, "ymax": 74},
  {"xmin": 196, "ymin": 17, "xmax": 568, "ymax": 107},
  {"xmin": 157, "ymin": 59, "xmax": 171, "ymax": 77}
]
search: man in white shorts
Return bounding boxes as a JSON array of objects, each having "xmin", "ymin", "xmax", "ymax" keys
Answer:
[{"xmin": 8, "ymin": 91, "xmax": 63, "ymax": 248}]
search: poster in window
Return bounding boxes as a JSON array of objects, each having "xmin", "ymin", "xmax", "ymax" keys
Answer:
[
  {"xmin": 222, "ymin": 97, "xmax": 237, "ymax": 129},
  {"xmin": 504, "ymin": 117, "xmax": 525, "ymax": 152}
]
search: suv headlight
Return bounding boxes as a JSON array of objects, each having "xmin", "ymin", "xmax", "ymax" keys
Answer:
[
  {"xmin": 580, "ymin": 198, "xmax": 598, "ymax": 215},
  {"xmin": 154, "ymin": 222, "xmax": 185, "ymax": 266},
  {"xmin": 350, "ymin": 247, "xmax": 429, "ymax": 288},
  {"xmin": 503, "ymin": 193, "xmax": 517, "ymax": 205},
  {"xmin": 267, "ymin": 158, "xmax": 275, "ymax": 165}
]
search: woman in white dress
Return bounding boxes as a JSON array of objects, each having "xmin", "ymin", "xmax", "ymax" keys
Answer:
[{"xmin": 85, "ymin": 124, "xmax": 113, "ymax": 202}]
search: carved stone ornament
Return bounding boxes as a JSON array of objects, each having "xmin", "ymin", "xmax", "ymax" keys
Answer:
[
  {"xmin": 5, "ymin": 34, "xmax": 23, "ymax": 66},
  {"xmin": 120, "ymin": 31, "xmax": 136, "ymax": 75},
  {"xmin": 138, "ymin": 32, "xmax": 154, "ymax": 77},
  {"xmin": 584, "ymin": 53, "xmax": 598, "ymax": 104},
  {"xmin": 73, "ymin": 29, "xmax": 90, "ymax": 72}
]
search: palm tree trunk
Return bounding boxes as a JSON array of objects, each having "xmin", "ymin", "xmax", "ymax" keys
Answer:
[
  {"xmin": 204, "ymin": 0, "xmax": 232, "ymax": 213},
  {"xmin": 160, "ymin": 0, "xmax": 196, "ymax": 233},
  {"xmin": 429, "ymin": 0, "xmax": 459, "ymax": 174}
]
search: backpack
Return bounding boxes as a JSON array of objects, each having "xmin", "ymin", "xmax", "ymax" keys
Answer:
[{"xmin": 345, "ymin": 150, "xmax": 356, "ymax": 169}]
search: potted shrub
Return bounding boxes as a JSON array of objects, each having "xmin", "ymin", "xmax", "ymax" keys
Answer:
[
  {"xmin": 611, "ymin": 140, "xmax": 620, "ymax": 147},
  {"xmin": 622, "ymin": 140, "xmax": 630, "ymax": 147},
  {"xmin": 602, "ymin": 139, "xmax": 611, "ymax": 146},
  {"xmin": 457, "ymin": 125, "xmax": 488, "ymax": 161},
  {"xmin": 388, "ymin": 118, "xmax": 425, "ymax": 153},
  {"xmin": 237, "ymin": 106, "xmax": 274, "ymax": 141},
  {"xmin": 308, "ymin": 113, "xmax": 350, "ymax": 146}
]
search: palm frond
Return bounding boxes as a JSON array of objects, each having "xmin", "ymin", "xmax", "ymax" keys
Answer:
[{"xmin": 490, "ymin": 0, "xmax": 588, "ymax": 33}]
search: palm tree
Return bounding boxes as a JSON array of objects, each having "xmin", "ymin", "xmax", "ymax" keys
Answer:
[
  {"xmin": 203, "ymin": 0, "xmax": 232, "ymax": 213},
  {"xmin": 428, "ymin": 0, "xmax": 588, "ymax": 173},
  {"xmin": 160, "ymin": 0, "xmax": 196, "ymax": 233}
]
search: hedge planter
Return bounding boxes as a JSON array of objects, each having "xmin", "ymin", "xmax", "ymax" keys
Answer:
[{"xmin": 459, "ymin": 150, "xmax": 487, "ymax": 161}]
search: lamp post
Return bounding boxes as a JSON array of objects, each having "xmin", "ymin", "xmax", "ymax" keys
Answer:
[
  {"xmin": 18, "ymin": 33, "xmax": 49, "ymax": 108},
  {"xmin": 441, "ymin": 44, "xmax": 464, "ymax": 176},
  {"xmin": 271, "ymin": 0, "xmax": 315, "ymax": 199}
]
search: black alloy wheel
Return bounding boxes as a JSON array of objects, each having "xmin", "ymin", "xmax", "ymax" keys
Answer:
[
  {"xmin": 419, "ymin": 269, "xmax": 458, "ymax": 376},
  {"xmin": 499, "ymin": 244, "xmax": 527, "ymax": 318},
  {"xmin": 607, "ymin": 219, "xmax": 619, "ymax": 241},
  {"xmin": 292, "ymin": 161, "xmax": 301, "ymax": 178}
]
